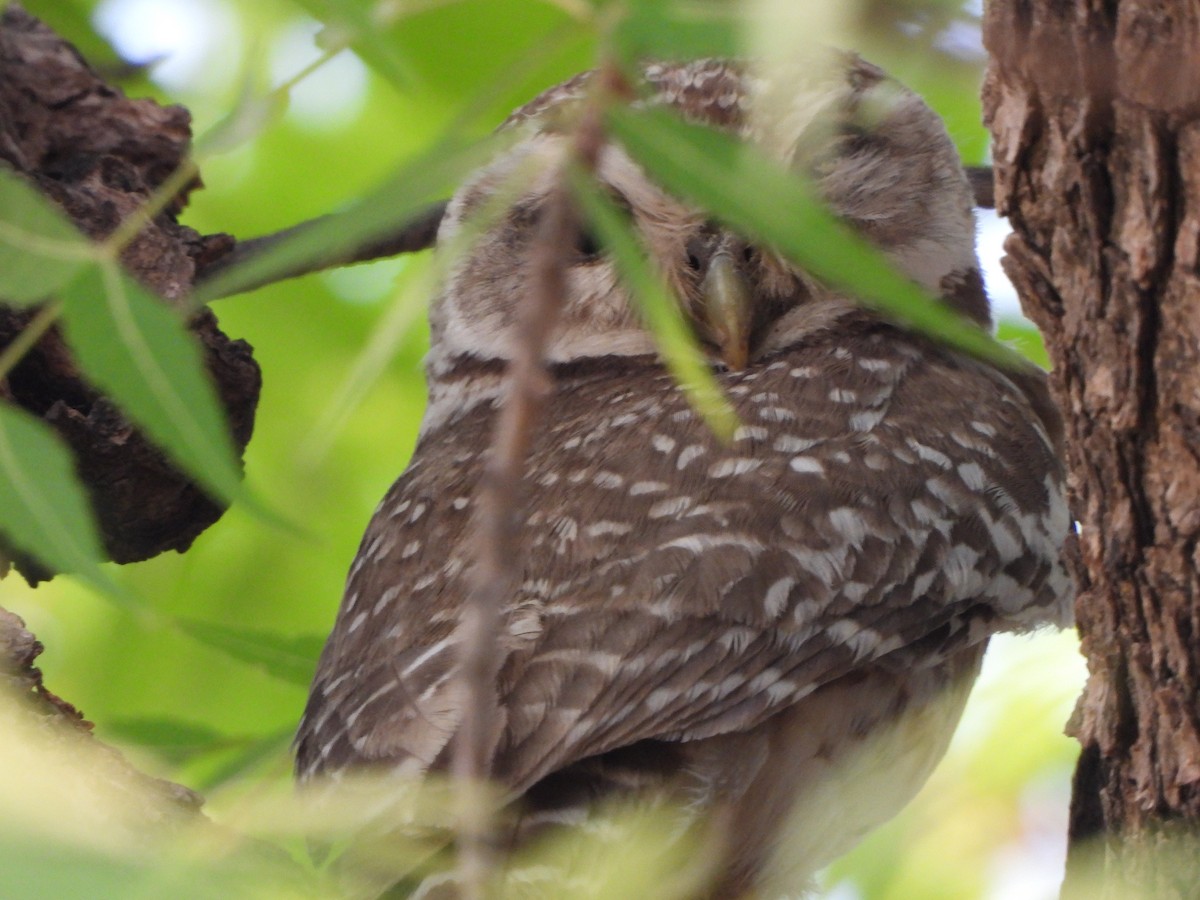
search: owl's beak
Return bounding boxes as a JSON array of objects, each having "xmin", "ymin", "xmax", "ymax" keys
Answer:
[{"xmin": 700, "ymin": 247, "xmax": 753, "ymax": 371}]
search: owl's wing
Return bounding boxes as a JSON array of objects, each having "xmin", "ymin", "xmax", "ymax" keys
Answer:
[{"xmin": 296, "ymin": 327, "xmax": 1070, "ymax": 792}]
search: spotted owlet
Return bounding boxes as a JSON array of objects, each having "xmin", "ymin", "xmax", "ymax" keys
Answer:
[{"xmin": 295, "ymin": 55, "xmax": 1072, "ymax": 896}]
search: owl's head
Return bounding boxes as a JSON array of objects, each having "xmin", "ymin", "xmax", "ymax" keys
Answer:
[{"xmin": 427, "ymin": 54, "xmax": 983, "ymax": 399}]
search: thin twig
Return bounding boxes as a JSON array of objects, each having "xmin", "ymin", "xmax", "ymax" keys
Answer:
[
  {"xmin": 0, "ymin": 299, "xmax": 62, "ymax": 384},
  {"xmin": 450, "ymin": 64, "xmax": 615, "ymax": 899},
  {"xmin": 451, "ymin": 176, "xmax": 574, "ymax": 900},
  {"xmin": 193, "ymin": 202, "xmax": 447, "ymax": 298}
]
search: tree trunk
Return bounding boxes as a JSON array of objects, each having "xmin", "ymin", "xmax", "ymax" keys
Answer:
[
  {"xmin": 982, "ymin": 2, "xmax": 1200, "ymax": 896},
  {"xmin": 0, "ymin": 3, "xmax": 260, "ymax": 580}
]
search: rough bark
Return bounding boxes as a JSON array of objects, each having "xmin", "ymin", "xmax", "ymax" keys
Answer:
[
  {"xmin": 983, "ymin": 1, "xmax": 1200, "ymax": 896},
  {"xmin": 0, "ymin": 4, "xmax": 260, "ymax": 580},
  {"xmin": 0, "ymin": 606, "xmax": 204, "ymax": 829}
]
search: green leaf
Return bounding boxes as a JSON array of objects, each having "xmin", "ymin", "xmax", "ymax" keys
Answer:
[
  {"xmin": 0, "ymin": 404, "xmax": 123, "ymax": 596},
  {"xmin": 59, "ymin": 263, "xmax": 246, "ymax": 509},
  {"xmin": 105, "ymin": 717, "xmax": 235, "ymax": 765},
  {"xmin": 0, "ymin": 169, "xmax": 94, "ymax": 305},
  {"xmin": 607, "ymin": 106, "xmax": 1022, "ymax": 367},
  {"xmin": 196, "ymin": 728, "xmax": 295, "ymax": 791},
  {"xmin": 570, "ymin": 168, "xmax": 738, "ymax": 440},
  {"xmin": 612, "ymin": 1, "xmax": 745, "ymax": 64},
  {"xmin": 176, "ymin": 619, "xmax": 323, "ymax": 688},
  {"xmin": 996, "ymin": 317, "xmax": 1049, "ymax": 370},
  {"xmin": 194, "ymin": 132, "xmax": 514, "ymax": 303},
  {"xmin": 287, "ymin": 0, "xmax": 420, "ymax": 89}
]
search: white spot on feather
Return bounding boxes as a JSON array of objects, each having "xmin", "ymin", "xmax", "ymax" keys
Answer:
[
  {"xmin": 709, "ymin": 458, "xmax": 762, "ymax": 477},
  {"xmin": 763, "ymin": 577, "xmax": 795, "ymax": 618},
  {"xmin": 652, "ymin": 434, "xmax": 677, "ymax": 453},
  {"xmin": 677, "ymin": 445, "xmax": 705, "ymax": 469},
  {"xmin": 790, "ymin": 456, "xmax": 825, "ymax": 475}
]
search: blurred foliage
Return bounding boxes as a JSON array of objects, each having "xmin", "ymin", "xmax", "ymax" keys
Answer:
[{"xmin": 1, "ymin": 0, "xmax": 1082, "ymax": 897}]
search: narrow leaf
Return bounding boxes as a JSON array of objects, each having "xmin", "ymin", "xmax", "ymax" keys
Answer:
[
  {"xmin": 613, "ymin": 0, "xmax": 745, "ymax": 63},
  {"xmin": 570, "ymin": 168, "xmax": 738, "ymax": 440},
  {"xmin": 607, "ymin": 106, "xmax": 1022, "ymax": 367},
  {"xmin": 176, "ymin": 619, "xmax": 323, "ymax": 688},
  {"xmin": 59, "ymin": 264, "xmax": 246, "ymax": 508},
  {"xmin": 105, "ymin": 717, "xmax": 235, "ymax": 765},
  {"xmin": 0, "ymin": 404, "xmax": 122, "ymax": 596},
  {"xmin": 193, "ymin": 132, "xmax": 513, "ymax": 303},
  {"xmin": 0, "ymin": 169, "xmax": 94, "ymax": 305},
  {"xmin": 997, "ymin": 318, "xmax": 1050, "ymax": 370}
]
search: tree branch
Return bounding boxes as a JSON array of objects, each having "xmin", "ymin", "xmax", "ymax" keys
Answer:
[{"xmin": 194, "ymin": 201, "xmax": 447, "ymax": 299}]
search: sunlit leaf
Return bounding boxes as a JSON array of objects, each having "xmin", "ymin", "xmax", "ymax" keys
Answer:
[
  {"xmin": 612, "ymin": 0, "xmax": 744, "ymax": 63},
  {"xmin": 289, "ymin": 0, "xmax": 418, "ymax": 88},
  {"xmin": 0, "ymin": 169, "xmax": 94, "ymax": 305},
  {"xmin": 0, "ymin": 404, "xmax": 123, "ymax": 597},
  {"xmin": 194, "ymin": 133, "xmax": 514, "ymax": 303},
  {"xmin": 607, "ymin": 106, "xmax": 1022, "ymax": 367},
  {"xmin": 570, "ymin": 168, "xmax": 738, "ymax": 440},
  {"xmin": 59, "ymin": 264, "xmax": 247, "ymax": 509},
  {"xmin": 996, "ymin": 317, "xmax": 1049, "ymax": 369},
  {"xmin": 176, "ymin": 619, "xmax": 322, "ymax": 688}
]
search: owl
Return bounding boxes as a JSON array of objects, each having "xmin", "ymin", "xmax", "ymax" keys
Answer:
[{"xmin": 296, "ymin": 55, "xmax": 1072, "ymax": 896}]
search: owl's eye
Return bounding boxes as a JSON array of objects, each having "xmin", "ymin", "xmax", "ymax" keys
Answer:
[
  {"xmin": 834, "ymin": 119, "xmax": 877, "ymax": 155},
  {"xmin": 574, "ymin": 227, "xmax": 604, "ymax": 262}
]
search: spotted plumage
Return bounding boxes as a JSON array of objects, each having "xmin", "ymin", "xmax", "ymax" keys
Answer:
[{"xmin": 296, "ymin": 54, "xmax": 1072, "ymax": 896}]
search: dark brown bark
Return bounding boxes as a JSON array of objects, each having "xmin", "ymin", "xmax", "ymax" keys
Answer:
[
  {"xmin": 0, "ymin": 4, "xmax": 260, "ymax": 580},
  {"xmin": 983, "ymin": 1, "xmax": 1200, "ymax": 895}
]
